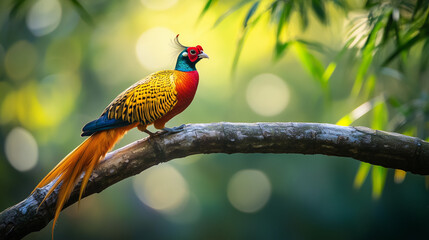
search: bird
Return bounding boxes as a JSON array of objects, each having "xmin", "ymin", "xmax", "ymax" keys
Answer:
[{"xmin": 31, "ymin": 35, "xmax": 208, "ymax": 236}]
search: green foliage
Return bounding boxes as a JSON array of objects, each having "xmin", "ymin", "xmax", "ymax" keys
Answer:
[
  {"xmin": 354, "ymin": 162, "xmax": 371, "ymax": 189},
  {"xmin": 231, "ymin": 1, "xmax": 263, "ymax": 74},
  {"xmin": 68, "ymin": 0, "xmax": 94, "ymax": 26},
  {"xmin": 350, "ymin": 12, "xmax": 385, "ymax": 96},
  {"xmin": 198, "ymin": 0, "xmax": 218, "ymax": 20},
  {"xmin": 370, "ymin": 101, "xmax": 389, "ymax": 198},
  {"xmin": 243, "ymin": 1, "xmax": 260, "ymax": 28},
  {"xmin": 9, "ymin": 0, "xmax": 29, "ymax": 18},
  {"xmin": 213, "ymin": 0, "xmax": 254, "ymax": 27},
  {"xmin": 2, "ymin": 0, "xmax": 429, "ymax": 238},
  {"xmin": 343, "ymin": 1, "xmax": 429, "ymax": 195},
  {"xmin": 293, "ymin": 42, "xmax": 330, "ymax": 95},
  {"xmin": 201, "ymin": 0, "xmax": 429, "ymax": 198},
  {"xmin": 372, "ymin": 165, "xmax": 388, "ymax": 199}
]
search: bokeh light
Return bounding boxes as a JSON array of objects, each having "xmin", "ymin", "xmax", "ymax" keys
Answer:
[
  {"xmin": 136, "ymin": 27, "xmax": 176, "ymax": 71},
  {"xmin": 246, "ymin": 73, "xmax": 290, "ymax": 116},
  {"xmin": 4, "ymin": 41, "xmax": 38, "ymax": 80},
  {"xmin": 133, "ymin": 163, "xmax": 189, "ymax": 213},
  {"xmin": 140, "ymin": 0, "xmax": 178, "ymax": 11},
  {"xmin": 36, "ymin": 73, "xmax": 81, "ymax": 126},
  {"xmin": 227, "ymin": 169, "xmax": 271, "ymax": 213},
  {"xmin": 0, "ymin": 75, "xmax": 79, "ymax": 130},
  {"xmin": 5, "ymin": 127, "xmax": 38, "ymax": 172},
  {"xmin": 0, "ymin": 86, "xmax": 16, "ymax": 125},
  {"xmin": 44, "ymin": 38, "xmax": 81, "ymax": 72},
  {"xmin": 164, "ymin": 193, "xmax": 201, "ymax": 224},
  {"xmin": 26, "ymin": 0, "xmax": 62, "ymax": 36}
]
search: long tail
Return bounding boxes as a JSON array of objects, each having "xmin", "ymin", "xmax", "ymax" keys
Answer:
[{"xmin": 32, "ymin": 124, "xmax": 137, "ymax": 235}]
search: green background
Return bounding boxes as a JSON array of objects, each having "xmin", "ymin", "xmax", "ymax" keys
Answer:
[{"xmin": 1, "ymin": 0, "xmax": 428, "ymax": 239}]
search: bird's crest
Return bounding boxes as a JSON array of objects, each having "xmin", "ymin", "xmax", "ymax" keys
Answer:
[{"xmin": 174, "ymin": 34, "xmax": 188, "ymax": 50}]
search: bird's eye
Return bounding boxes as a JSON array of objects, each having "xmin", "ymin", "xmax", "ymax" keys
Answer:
[{"xmin": 190, "ymin": 49, "xmax": 196, "ymax": 55}]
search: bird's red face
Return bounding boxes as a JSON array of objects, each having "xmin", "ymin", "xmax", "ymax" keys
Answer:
[{"xmin": 186, "ymin": 45, "xmax": 208, "ymax": 62}]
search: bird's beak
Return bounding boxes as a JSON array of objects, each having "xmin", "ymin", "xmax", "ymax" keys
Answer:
[{"xmin": 198, "ymin": 51, "xmax": 209, "ymax": 59}]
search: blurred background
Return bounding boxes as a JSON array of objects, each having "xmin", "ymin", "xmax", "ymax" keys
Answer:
[{"xmin": 1, "ymin": 0, "xmax": 429, "ymax": 239}]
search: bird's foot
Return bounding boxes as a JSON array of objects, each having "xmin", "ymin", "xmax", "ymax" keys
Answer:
[
  {"xmin": 142, "ymin": 129, "xmax": 156, "ymax": 137},
  {"xmin": 137, "ymin": 124, "xmax": 157, "ymax": 137},
  {"xmin": 161, "ymin": 124, "xmax": 186, "ymax": 135}
]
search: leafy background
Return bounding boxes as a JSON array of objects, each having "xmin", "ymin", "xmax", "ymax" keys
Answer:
[{"xmin": 1, "ymin": 0, "xmax": 429, "ymax": 239}]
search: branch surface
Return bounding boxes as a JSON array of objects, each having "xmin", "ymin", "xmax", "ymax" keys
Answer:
[{"xmin": 1, "ymin": 122, "xmax": 428, "ymax": 239}]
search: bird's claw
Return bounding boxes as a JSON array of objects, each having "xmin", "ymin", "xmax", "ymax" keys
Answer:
[
  {"xmin": 142, "ymin": 129, "xmax": 156, "ymax": 137},
  {"xmin": 161, "ymin": 124, "xmax": 186, "ymax": 135}
]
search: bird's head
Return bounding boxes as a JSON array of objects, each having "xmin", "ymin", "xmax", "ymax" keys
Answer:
[{"xmin": 174, "ymin": 35, "xmax": 208, "ymax": 72}]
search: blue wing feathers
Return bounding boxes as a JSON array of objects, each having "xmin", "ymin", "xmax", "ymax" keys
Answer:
[{"xmin": 81, "ymin": 112, "xmax": 130, "ymax": 136}]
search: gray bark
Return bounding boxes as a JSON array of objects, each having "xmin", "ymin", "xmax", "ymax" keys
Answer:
[{"xmin": 1, "ymin": 122, "xmax": 428, "ymax": 239}]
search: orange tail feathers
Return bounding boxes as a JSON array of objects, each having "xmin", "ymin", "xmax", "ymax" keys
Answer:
[{"xmin": 32, "ymin": 124, "xmax": 137, "ymax": 236}]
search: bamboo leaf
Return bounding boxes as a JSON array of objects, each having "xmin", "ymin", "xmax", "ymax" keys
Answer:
[
  {"xmin": 371, "ymin": 101, "xmax": 388, "ymax": 131},
  {"xmin": 372, "ymin": 166, "xmax": 387, "ymax": 199},
  {"xmin": 297, "ymin": 0, "xmax": 308, "ymax": 30},
  {"xmin": 354, "ymin": 162, "xmax": 371, "ymax": 189},
  {"xmin": 214, "ymin": 0, "xmax": 252, "ymax": 27},
  {"xmin": 276, "ymin": 1, "xmax": 293, "ymax": 40},
  {"xmin": 412, "ymin": 0, "xmax": 424, "ymax": 20},
  {"xmin": 231, "ymin": 8, "xmax": 264, "ymax": 75},
  {"xmin": 365, "ymin": 0, "xmax": 377, "ymax": 8},
  {"xmin": 321, "ymin": 62, "xmax": 336, "ymax": 87},
  {"xmin": 243, "ymin": 1, "xmax": 260, "ymax": 28},
  {"xmin": 331, "ymin": 0, "xmax": 347, "ymax": 9},
  {"xmin": 370, "ymin": 101, "xmax": 389, "ymax": 199},
  {"xmin": 274, "ymin": 1, "xmax": 294, "ymax": 60},
  {"xmin": 311, "ymin": 0, "xmax": 327, "ymax": 24},
  {"xmin": 402, "ymin": 127, "xmax": 417, "ymax": 137},
  {"xmin": 295, "ymin": 39, "xmax": 327, "ymax": 53},
  {"xmin": 383, "ymin": 34, "xmax": 424, "ymax": 66},
  {"xmin": 198, "ymin": 0, "xmax": 218, "ymax": 21},
  {"xmin": 387, "ymin": 96, "xmax": 402, "ymax": 108},
  {"xmin": 269, "ymin": 0, "xmax": 279, "ymax": 18},
  {"xmin": 336, "ymin": 115, "xmax": 352, "ymax": 126},
  {"xmin": 394, "ymin": 169, "xmax": 406, "ymax": 183},
  {"xmin": 351, "ymin": 53, "xmax": 372, "ymax": 96},
  {"xmin": 231, "ymin": 29, "xmax": 248, "ymax": 75},
  {"xmin": 351, "ymin": 16, "xmax": 385, "ymax": 96},
  {"xmin": 69, "ymin": 0, "xmax": 94, "ymax": 26},
  {"xmin": 336, "ymin": 96, "xmax": 384, "ymax": 126},
  {"xmin": 9, "ymin": 0, "xmax": 29, "ymax": 18},
  {"xmin": 362, "ymin": 74, "xmax": 376, "ymax": 100},
  {"xmin": 381, "ymin": 13, "xmax": 393, "ymax": 45},
  {"xmin": 275, "ymin": 41, "xmax": 293, "ymax": 59},
  {"xmin": 294, "ymin": 42, "xmax": 325, "ymax": 84}
]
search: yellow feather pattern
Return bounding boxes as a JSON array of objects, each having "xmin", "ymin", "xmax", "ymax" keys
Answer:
[{"xmin": 104, "ymin": 70, "xmax": 178, "ymax": 125}]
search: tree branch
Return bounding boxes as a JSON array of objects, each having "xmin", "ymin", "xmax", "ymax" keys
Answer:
[{"xmin": 1, "ymin": 122, "xmax": 428, "ymax": 239}]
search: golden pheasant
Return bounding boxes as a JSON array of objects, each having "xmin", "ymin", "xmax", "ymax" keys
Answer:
[{"xmin": 32, "ymin": 35, "xmax": 208, "ymax": 236}]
